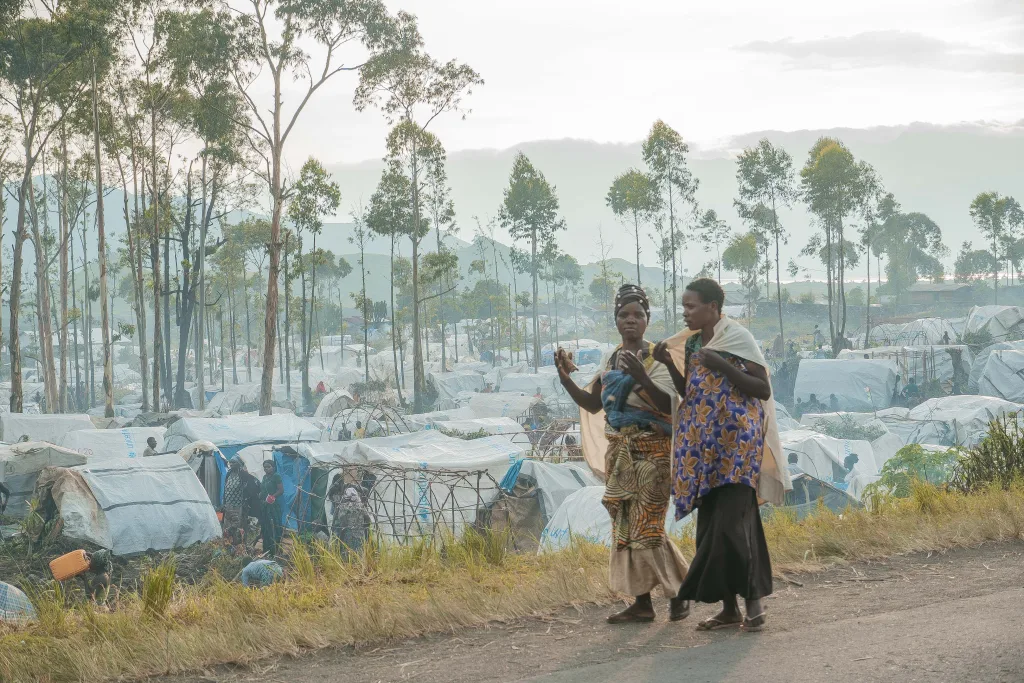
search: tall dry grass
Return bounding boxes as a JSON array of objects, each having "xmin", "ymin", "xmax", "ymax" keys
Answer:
[{"xmin": 2, "ymin": 485, "xmax": 1023, "ymax": 682}]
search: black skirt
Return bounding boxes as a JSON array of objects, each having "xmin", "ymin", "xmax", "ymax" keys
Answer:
[{"xmin": 677, "ymin": 483, "xmax": 773, "ymax": 603}]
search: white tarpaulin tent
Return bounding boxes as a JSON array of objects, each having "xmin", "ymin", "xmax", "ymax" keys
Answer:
[
  {"xmin": 905, "ymin": 396, "xmax": 1022, "ymax": 447},
  {"xmin": 431, "ymin": 371, "xmax": 486, "ymax": 409},
  {"xmin": 874, "ymin": 407, "xmax": 916, "ymax": 444},
  {"xmin": 538, "ymin": 486, "xmax": 694, "ymax": 553},
  {"xmin": 964, "ymin": 305, "xmax": 1024, "ymax": 342},
  {"xmin": 891, "ymin": 318, "xmax": 957, "ymax": 346},
  {"xmin": 0, "ymin": 442, "xmax": 87, "ymax": 518},
  {"xmin": 36, "ymin": 454, "xmax": 221, "ymax": 555},
  {"xmin": 313, "ymin": 390, "xmax": 355, "ymax": 418},
  {"xmin": 466, "ymin": 392, "xmax": 538, "ymax": 419},
  {"xmin": 502, "ymin": 460, "xmax": 602, "ymax": 525},
  {"xmin": 970, "ymin": 341, "xmax": 1024, "ymax": 393},
  {"xmin": 794, "ymin": 359, "xmax": 899, "ymax": 412},
  {"xmin": 0, "ymin": 413, "xmax": 95, "ymax": 444},
  {"xmin": 432, "ymin": 417, "xmax": 525, "ymax": 438},
  {"xmin": 60, "ymin": 427, "xmax": 167, "ymax": 459},
  {"xmin": 838, "ymin": 345, "xmax": 972, "ymax": 391},
  {"xmin": 163, "ymin": 414, "xmax": 322, "ymax": 453},
  {"xmin": 977, "ymin": 350, "xmax": 1024, "ymax": 403},
  {"xmin": 295, "ymin": 431, "xmax": 524, "ymax": 541},
  {"xmin": 779, "ymin": 429, "xmax": 878, "ymax": 488},
  {"xmin": 498, "ymin": 372, "xmax": 562, "ymax": 399}
]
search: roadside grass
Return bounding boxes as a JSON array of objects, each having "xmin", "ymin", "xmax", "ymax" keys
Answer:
[{"xmin": 3, "ymin": 483, "xmax": 1024, "ymax": 682}]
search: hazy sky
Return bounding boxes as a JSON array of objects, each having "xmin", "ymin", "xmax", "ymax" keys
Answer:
[{"xmin": 275, "ymin": 0, "xmax": 1024, "ymax": 166}]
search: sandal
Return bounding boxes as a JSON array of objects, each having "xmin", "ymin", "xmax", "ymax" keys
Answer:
[
  {"xmin": 607, "ymin": 608, "xmax": 655, "ymax": 624},
  {"xmin": 695, "ymin": 616, "xmax": 742, "ymax": 631},
  {"xmin": 741, "ymin": 612, "xmax": 767, "ymax": 632}
]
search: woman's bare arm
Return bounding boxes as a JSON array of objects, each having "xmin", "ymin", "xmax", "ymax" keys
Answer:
[
  {"xmin": 558, "ymin": 363, "xmax": 603, "ymax": 413},
  {"xmin": 698, "ymin": 350, "xmax": 772, "ymax": 401}
]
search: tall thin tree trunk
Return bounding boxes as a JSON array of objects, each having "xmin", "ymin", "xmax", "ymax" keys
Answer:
[
  {"xmin": 150, "ymin": 104, "xmax": 162, "ymax": 412},
  {"xmin": 93, "ymin": 60, "xmax": 114, "ymax": 418},
  {"xmin": 283, "ymin": 233, "xmax": 291, "ymax": 401},
  {"xmin": 531, "ymin": 231, "xmax": 540, "ymax": 373}
]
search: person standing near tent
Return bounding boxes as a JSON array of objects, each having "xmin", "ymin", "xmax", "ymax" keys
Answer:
[
  {"xmin": 260, "ymin": 460, "xmax": 285, "ymax": 556},
  {"xmin": 557, "ymin": 284, "xmax": 691, "ymax": 625},
  {"xmin": 654, "ymin": 278, "xmax": 789, "ymax": 633},
  {"xmin": 222, "ymin": 457, "xmax": 259, "ymax": 546}
]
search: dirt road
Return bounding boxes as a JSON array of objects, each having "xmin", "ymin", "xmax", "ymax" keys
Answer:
[{"xmin": 169, "ymin": 541, "xmax": 1024, "ymax": 683}]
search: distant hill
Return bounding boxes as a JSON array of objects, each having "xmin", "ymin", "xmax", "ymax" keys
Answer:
[{"xmin": 327, "ymin": 122, "xmax": 1024, "ymax": 280}]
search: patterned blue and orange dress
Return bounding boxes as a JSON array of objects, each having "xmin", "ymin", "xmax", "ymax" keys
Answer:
[{"xmin": 673, "ymin": 334, "xmax": 765, "ymax": 520}]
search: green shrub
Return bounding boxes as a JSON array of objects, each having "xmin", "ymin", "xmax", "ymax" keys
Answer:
[
  {"xmin": 863, "ymin": 444, "xmax": 959, "ymax": 499},
  {"xmin": 437, "ymin": 426, "xmax": 491, "ymax": 440},
  {"xmin": 951, "ymin": 413, "xmax": 1024, "ymax": 493}
]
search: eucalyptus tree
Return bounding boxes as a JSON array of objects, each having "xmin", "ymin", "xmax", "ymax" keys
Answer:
[
  {"xmin": 722, "ymin": 232, "xmax": 760, "ymax": 325},
  {"xmin": 735, "ymin": 139, "xmax": 796, "ymax": 343},
  {"xmin": 642, "ymin": 120, "xmax": 697, "ymax": 330},
  {"xmin": 287, "ymin": 157, "xmax": 341, "ymax": 408},
  {"xmin": 499, "ymin": 152, "xmax": 564, "ymax": 373},
  {"xmin": 0, "ymin": 2, "xmax": 101, "ymax": 412},
  {"xmin": 969, "ymin": 191, "xmax": 1024, "ymax": 304},
  {"xmin": 606, "ymin": 168, "xmax": 660, "ymax": 285},
  {"xmin": 365, "ymin": 169, "xmax": 412, "ymax": 399},
  {"xmin": 354, "ymin": 12, "xmax": 481, "ymax": 409},
  {"xmin": 698, "ymin": 209, "xmax": 731, "ymax": 281},
  {"xmin": 229, "ymin": 0, "xmax": 400, "ymax": 415},
  {"xmin": 871, "ymin": 193, "xmax": 947, "ymax": 310},
  {"xmin": 800, "ymin": 137, "xmax": 875, "ymax": 352}
]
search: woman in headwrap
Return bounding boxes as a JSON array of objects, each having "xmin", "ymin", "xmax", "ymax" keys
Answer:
[
  {"xmin": 260, "ymin": 460, "xmax": 285, "ymax": 556},
  {"xmin": 557, "ymin": 284, "xmax": 690, "ymax": 624},
  {"xmin": 653, "ymin": 278, "xmax": 789, "ymax": 633}
]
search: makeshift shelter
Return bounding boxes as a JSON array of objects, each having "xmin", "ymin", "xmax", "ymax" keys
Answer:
[
  {"xmin": 480, "ymin": 460, "xmax": 600, "ymax": 551},
  {"xmin": 976, "ymin": 350, "xmax": 1024, "ymax": 403},
  {"xmin": 497, "ymin": 372, "xmax": 562, "ymax": 400},
  {"xmin": 779, "ymin": 429, "xmax": 877, "ymax": 487},
  {"xmin": 838, "ymin": 345, "xmax": 972, "ymax": 394},
  {"xmin": 163, "ymin": 414, "xmax": 321, "ymax": 458},
  {"xmin": 969, "ymin": 341, "xmax": 1024, "ymax": 393},
  {"xmin": 765, "ymin": 473, "xmax": 861, "ymax": 520},
  {"xmin": 466, "ymin": 392, "xmax": 539, "ymax": 422},
  {"xmin": 59, "ymin": 427, "xmax": 167, "ymax": 459},
  {"xmin": 431, "ymin": 417, "xmax": 525, "ymax": 439},
  {"xmin": 964, "ymin": 305, "xmax": 1024, "ymax": 342},
  {"xmin": 0, "ymin": 442, "xmax": 87, "ymax": 518},
  {"xmin": 176, "ymin": 440, "xmax": 229, "ymax": 506},
  {"xmin": 891, "ymin": 318, "xmax": 957, "ymax": 346},
  {"xmin": 793, "ymin": 359, "xmax": 899, "ymax": 412},
  {"xmin": 430, "ymin": 371, "xmax": 486, "ymax": 409},
  {"xmin": 538, "ymin": 486, "xmax": 694, "ymax": 553},
  {"xmin": 313, "ymin": 390, "xmax": 356, "ymax": 418},
  {"xmin": 905, "ymin": 396, "xmax": 1022, "ymax": 447},
  {"xmin": 0, "ymin": 413, "xmax": 94, "ymax": 444},
  {"xmin": 35, "ymin": 454, "xmax": 220, "ymax": 555},
  {"xmin": 261, "ymin": 431, "xmax": 524, "ymax": 539}
]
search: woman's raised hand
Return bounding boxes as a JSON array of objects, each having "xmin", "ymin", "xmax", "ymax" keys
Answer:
[{"xmin": 652, "ymin": 341, "xmax": 672, "ymax": 366}]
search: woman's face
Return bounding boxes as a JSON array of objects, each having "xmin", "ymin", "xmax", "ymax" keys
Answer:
[
  {"xmin": 682, "ymin": 290, "xmax": 718, "ymax": 330},
  {"xmin": 615, "ymin": 301, "xmax": 648, "ymax": 343},
  {"xmin": 263, "ymin": 462, "xmax": 274, "ymax": 475}
]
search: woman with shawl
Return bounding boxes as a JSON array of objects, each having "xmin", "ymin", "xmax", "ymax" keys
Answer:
[
  {"xmin": 654, "ymin": 278, "xmax": 789, "ymax": 632},
  {"xmin": 557, "ymin": 284, "xmax": 690, "ymax": 624}
]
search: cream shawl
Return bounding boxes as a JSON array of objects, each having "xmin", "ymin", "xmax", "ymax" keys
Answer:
[{"xmin": 663, "ymin": 316, "xmax": 791, "ymax": 506}]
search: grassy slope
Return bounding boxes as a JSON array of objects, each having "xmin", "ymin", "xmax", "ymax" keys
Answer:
[{"xmin": 2, "ymin": 483, "xmax": 1023, "ymax": 682}]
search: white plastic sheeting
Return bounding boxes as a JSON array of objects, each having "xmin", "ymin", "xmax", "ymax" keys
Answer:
[
  {"xmin": 431, "ymin": 371, "xmax": 486, "ymax": 409},
  {"xmin": 538, "ymin": 486, "xmax": 694, "ymax": 553},
  {"xmin": 794, "ymin": 359, "xmax": 899, "ymax": 412},
  {"xmin": 969, "ymin": 341, "xmax": 1024, "ymax": 393},
  {"xmin": 977, "ymin": 350, "xmax": 1024, "ymax": 403},
  {"xmin": 163, "ymin": 414, "xmax": 322, "ymax": 452},
  {"xmin": 891, "ymin": 318, "xmax": 957, "ymax": 346},
  {"xmin": 779, "ymin": 429, "xmax": 877, "ymax": 488},
  {"xmin": 298, "ymin": 431, "xmax": 524, "ymax": 541},
  {"xmin": 36, "ymin": 454, "xmax": 221, "ymax": 555},
  {"xmin": 0, "ymin": 413, "xmax": 95, "ymax": 444},
  {"xmin": 498, "ymin": 372, "xmax": 562, "ymax": 399},
  {"xmin": 313, "ymin": 390, "xmax": 355, "ymax": 418},
  {"xmin": 60, "ymin": 428, "xmax": 166, "ymax": 459},
  {"xmin": 431, "ymin": 417, "xmax": 525, "ymax": 438},
  {"xmin": 0, "ymin": 442, "xmax": 87, "ymax": 518},
  {"xmin": 466, "ymin": 392, "xmax": 539, "ymax": 420},
  {"xmin": 507, "ymin": 460, "xmax": 602, "ymax": 524},
  {"xmin": 964, "ymin": 305, "xmax": 1024, "ymax": 342},
  {"xmin": 838, "ymin": 345, "xmax": 972, "ymax": 390},
  {"xmin": 905, "ymin": 396, "xmax": 1023, "ymax": 447}
]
